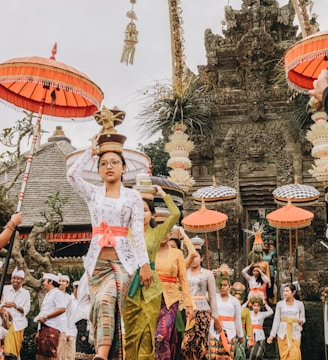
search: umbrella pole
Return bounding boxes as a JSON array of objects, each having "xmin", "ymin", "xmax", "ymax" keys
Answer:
[
  {"xmin": 289, "ymin": 229, "xmax": 293, "ymax": 283},
  {"xmin": 216, "ymin": 229, "xmax": 221, "ymax": 264},
  {"xmin": 0, "ymin": 86, "xmax": 48, "ymax": 299},
  {"xmin": 205, "ymin": 233, "xmax": 210, "ymax": 270},
  {"xmin": 295, "ymin": 229, "xmax": 299, "ymax": 271}
]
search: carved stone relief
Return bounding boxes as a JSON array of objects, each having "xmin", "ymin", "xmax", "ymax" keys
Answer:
[{"xmin": 219, "ymin": 124, "xmax": 294, "ymax": 187}]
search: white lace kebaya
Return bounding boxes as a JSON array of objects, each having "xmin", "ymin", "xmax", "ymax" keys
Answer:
[{"xmin": 67, "ymin": 148, "xmax": 150, "ymax": 276}]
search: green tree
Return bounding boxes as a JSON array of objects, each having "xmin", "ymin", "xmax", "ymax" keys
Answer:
[{"xmin": 138, "ymin": 138, "xmax": 170, "ymax": 177}]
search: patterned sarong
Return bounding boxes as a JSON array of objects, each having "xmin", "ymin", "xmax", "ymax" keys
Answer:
[
  {"xmin": 155, "ymin": 297, "xmax": 179, "ymax": 360},
  {"xmin": 75, "ymin": 319, "xmax": 95, "ymax": 359},
  {"xmin": 35, "ymin": 323, "xmax": 60, "ymax": 359},
  {"xmin": 88, "ymin": 258, "xmax": 130, "ymax": 360},
  {"xmin": 208, "ymin": 333, "xmax": 236, "ymax": 360},
  {"xmin": 249, "ymin": 339, "xmax": 266, "ymax": 360},
  {"xmin": 181, "ymin": 310, "xmax": 211, "ymax": 360}
]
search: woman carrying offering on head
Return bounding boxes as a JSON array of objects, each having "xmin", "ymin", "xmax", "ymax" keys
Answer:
[
  {"xmin": 242, "ymin": 264, "xmax": 270, "ymax": 308},
  {"xmin": 123, "ymin": 184, "xmax": 180, "ymax": 360},
  {"xmin": 181, "ymin": 249, "xmax": 220, "ymax": 360},
  {"xmin": 67, "ymin": 111, "xmax": 153, "ymax": 360},
  {"xmin": 248, "ymin": 297, "xmax": 273, "ymax": 360},
  {"xmin": 231, "ymin": 282, "xmax": 252, "ymax": 360},
  {"xmin": 208, "ymin": 266, "xmax": 244, "ymax": 360},
  {"xmin": 155, "ymin": 229, "xmax": 194, "ymax": 360}
]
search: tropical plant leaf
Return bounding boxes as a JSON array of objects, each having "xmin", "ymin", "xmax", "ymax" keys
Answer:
[{"xmin": 137, "ymin": 72, "xmax": 214, "ymax": 138}]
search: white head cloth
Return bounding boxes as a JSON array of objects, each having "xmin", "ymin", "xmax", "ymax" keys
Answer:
[
  {"xmin": 12, "ymin": 267, "xmax": 25, "ymax": 279},
  {"xmin": 43, "ymin": 273, "xmax": 59, "ymax": 283},
  {"xmin": 58, "ymin": 273, "xmax": 70, "ymax": 283}
]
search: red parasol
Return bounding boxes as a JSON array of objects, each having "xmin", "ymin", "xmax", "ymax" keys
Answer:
[
  {"xmin": 182, "ymin": 200, "xmax": 228, "ymax": 268},
  {"xmin": 0, "ymin": 44, "xmax": 103, "ymax": 297},
  {"xmin": 284, "ymin": 30, "xmax": 328, "ymax": 92},
  {"xmin": 266, "ymin": 201, "xmax": 314, "ymax": 281}
]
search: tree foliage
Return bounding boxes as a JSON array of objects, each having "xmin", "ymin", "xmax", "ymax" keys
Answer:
[
  {"xmin": 0, "ymin": 113, "xmax": 69, "ymax": 293},
  {"xmin": 138, "ymin": 138, "xmax": 170, "ymax": 177}
]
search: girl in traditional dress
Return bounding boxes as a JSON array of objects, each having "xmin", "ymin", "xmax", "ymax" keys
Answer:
[
  {"xmin": 155, "ymin": 231, "xmax": 194, "ymax": 360},
  {"xmin": 123, "ymin": 186, "xmax": 180, "ymax": 359},
  {"xmin": 248, "ymin": 297, "xmax": 273, "ymax": 360},
  {"xmin": 167, "ymin": 226, "xmax": 197, "ymax": 360},
  {"xmin": 242, "ymin": 264, "xmax": 270, "ymax": 307},
  {"xmin": 208, "ymin": 269, "xmax": 244, "ymax": 360},
  {"xmin": 181, "ymin": 249, "xmax": 220, "ymax": 360},
  {"xmin": 267, "ymin": 283, "xmax": 305, "ymax": 360},
  {"xmin": 67, "ymin": 133, "xmax": 153, "ymax": 360},
  {"xmin": 231, "ymin": 282, "xmax": 252, "ymax": 360}
]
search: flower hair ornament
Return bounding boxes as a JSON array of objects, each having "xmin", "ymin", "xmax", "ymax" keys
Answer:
[
  {"xmin": 231, "ymin": 282, "xmax": 247, "ymax": 302},
  {"xmin": 248, "ymin": 293, "xmax": 264, "ymax": 308},
  {"xmin": 213, "ymin": 263, "xmax": 234, "ymax": 289}
]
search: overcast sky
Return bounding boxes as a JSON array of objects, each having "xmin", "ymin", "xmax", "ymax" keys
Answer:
[{"xmin": 0, "ymin": 0, "xmax": 327, "ymax": 151}]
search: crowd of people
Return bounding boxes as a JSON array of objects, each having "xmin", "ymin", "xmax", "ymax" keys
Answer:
[
  {"xmin": 2, "ymin": 69, "xmax": 328, "ymax": 359},
  {"xmin": 66, "ymin": 128, "xmax": 306, "ymax": 360}
]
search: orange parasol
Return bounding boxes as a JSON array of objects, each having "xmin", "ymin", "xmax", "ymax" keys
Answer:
[
  {"xmin": 0, "ymin": 44, "xmax": 103, "ymax": 119},
  {"xmin": 0, "ymin": 44, "xmax": 103, "ymax": 298},
  {"xmin": 0, "ymin": 43, "xmax": 103, "ymax": 211},
  {"xmin": 266, "ymin": 201, "xmax": 314, "ymax": 281},
  {"xmin": 182, "ymin": 200, "xmax": 228, "ymax": 268},
  {"xmin": 284, "ymin": 30, "xmax": 328, "ymax": 92}
]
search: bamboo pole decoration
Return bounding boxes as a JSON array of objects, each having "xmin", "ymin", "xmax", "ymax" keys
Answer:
[
  {"xmin": 167, "ymin": 0, "xmax": 185, "ymax": 94},
  {"xmin": 290, "ymin": 0, "xmax": 317, "ymax": 38},
  {"xmin": 121, "ymin": 0, "xmax": 138, "ymax": 65}
]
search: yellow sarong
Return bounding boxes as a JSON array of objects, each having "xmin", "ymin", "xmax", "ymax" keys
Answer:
[
  {"xmin": 281, "ymin": 317, "xmax": 298, "ymax": 348},
  {"xmin": 3, "ymin": 324, "xmax": 24, "ymax": 358},
  {"xmin": 277, "ymin": 336, "xmax": 301, "ymax": 360}
]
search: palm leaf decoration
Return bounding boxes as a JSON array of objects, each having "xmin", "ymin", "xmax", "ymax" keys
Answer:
[{"xmin": 137, "ymin": 71, "xmax": 213, "ymax": 138}]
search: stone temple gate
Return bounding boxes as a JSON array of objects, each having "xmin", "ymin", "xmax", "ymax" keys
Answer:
[{"xmin": 183, "ymin": 0, "xmax": 328, "ymax": 291}]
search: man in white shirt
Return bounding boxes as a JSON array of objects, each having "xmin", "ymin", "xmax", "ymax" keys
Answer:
[
  {"xmin": 58, "ymin": 274, "xmax": 77, "ymax": 360},
  {"xmin": 71, "ymin": 281, "xmax": 79, "ymax": 300},
  {"xmin": 2, "ymin": 268, "xmax": 30, "ymax": 360},
  {"xmin": 34, "ymin": 273, "xmax": 66, "ymax": 360}
]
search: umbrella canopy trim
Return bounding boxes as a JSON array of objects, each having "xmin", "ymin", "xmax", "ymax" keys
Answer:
[
  {"xmin": 0, "ymin": 57, "xmax": 104, "ymax": 119},
  {"xmin": 284, "ymin": 30, "xmax": 328, "ymax": 92}
]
